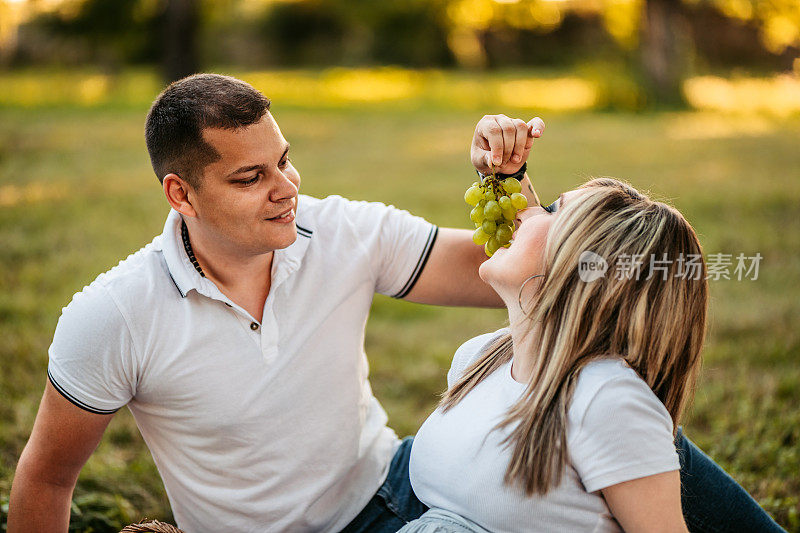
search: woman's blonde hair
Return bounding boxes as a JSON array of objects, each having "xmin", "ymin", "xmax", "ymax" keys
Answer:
[{"xmin": 440, "ymin": 178, "xmax": 708, "ymax": 496}]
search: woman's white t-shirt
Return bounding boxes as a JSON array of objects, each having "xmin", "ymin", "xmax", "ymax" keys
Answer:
[{"xmin": 409, "ymin": 329, "xmax": 680, "ymax": 533}]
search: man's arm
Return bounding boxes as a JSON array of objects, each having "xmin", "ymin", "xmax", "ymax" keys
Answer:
[
  {"xmin": 403, "ymin": 227, "xmax": 501, "ymax": 307},
  {"xmin": 402, "ymin": 114, "xmax": 545, "ymax": 307},
  {"xmin": 8, "ymin": 381, "xmax": 114, "ymax": 532}
]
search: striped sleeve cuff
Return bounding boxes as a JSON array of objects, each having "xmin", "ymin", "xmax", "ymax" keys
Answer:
[
  {"xmin": 392, "ymin": 225, "xmax": 439, "ymax": 299},
  {"xmin": 47, "ymin": 368, "xmax": 120, "ymax": 415}
]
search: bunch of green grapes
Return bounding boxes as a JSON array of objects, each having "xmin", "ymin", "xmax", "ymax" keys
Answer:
[{"xmin": 464, "ymin": 170, "xmax": 528, "ymax": 257}]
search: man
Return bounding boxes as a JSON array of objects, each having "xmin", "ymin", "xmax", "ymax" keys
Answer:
[{"xmin": 8, "ymin": 73, "xmax": 544, "ymax": 532}]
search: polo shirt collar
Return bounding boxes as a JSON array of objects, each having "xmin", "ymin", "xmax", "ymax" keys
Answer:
[{"xmin": 158, "ymin": 208, "xmax": 312, "ymax": 300}]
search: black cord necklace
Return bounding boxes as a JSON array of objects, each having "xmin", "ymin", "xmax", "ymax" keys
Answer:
[{"xmin": 181, "ymin": 220, "xmax": 206, "ymax": 278}]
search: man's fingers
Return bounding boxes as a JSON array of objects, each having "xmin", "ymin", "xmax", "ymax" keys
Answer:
[
  {"xmin": 511, "ymin": 119, "xmax": 528, "ymax": 164},
  {"xmin": 496, "ymin": 115, "xmax": 517, "ymax": 166},
  {"xmin": 524, "ymin": 129, "xmax": 536, "ymax": 151},
  {"xmin": 528, "ymin": 117, "xmax": 545, "ymax": 137},
  {"xmin": 523, "ymin": 117, "xmax": 545, "ymax": 152},
  {"xmin": 472, "ymin": 115, "xmax": 546, "ymax": 172},
  {"xmin": 486, "ymin": 118, "xmax": 504, "ymax": 167}
]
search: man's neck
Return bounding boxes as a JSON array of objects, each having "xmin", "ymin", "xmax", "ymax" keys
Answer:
[{"xmin": 184, "ymin": 220, "xmax": 273, "ymax": 322}]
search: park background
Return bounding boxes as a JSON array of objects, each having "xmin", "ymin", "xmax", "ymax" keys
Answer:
[{"xmin": 0, "ymin": 0, "xmax": 798, "ymax": 530}]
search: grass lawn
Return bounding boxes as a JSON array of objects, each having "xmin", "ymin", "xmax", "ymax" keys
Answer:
[{"xmin": 0, "ymin": 83, "xmax": 799, "ymax": 530}]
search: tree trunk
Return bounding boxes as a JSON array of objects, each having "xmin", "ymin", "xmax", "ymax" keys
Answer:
[
  {"xmin": 640, "ymin": 0, "xmax": 691, "ymax": 106},
  {"xmin": 162, "ymin": 0, "xmax": 200, "ymax": 84}
]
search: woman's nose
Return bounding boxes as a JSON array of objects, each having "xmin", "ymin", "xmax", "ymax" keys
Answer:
[{"xmin": 515, "ymin": 207, "xmax": 535, "ymax": 225}]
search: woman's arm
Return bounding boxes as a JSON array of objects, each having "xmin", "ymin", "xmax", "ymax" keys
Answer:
[{"xmin": 601, "ymin": 470, "xmax": 688, "ymax": 533}]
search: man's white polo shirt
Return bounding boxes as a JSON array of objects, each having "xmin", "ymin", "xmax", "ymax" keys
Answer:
[{"xmin": 47, "ymin": 194, "xmax": 439, "ymax": 532}]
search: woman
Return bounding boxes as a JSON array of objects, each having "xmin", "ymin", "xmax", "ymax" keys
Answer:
[{"xmin": 400, "ymin": 178, "xmax": 783, "ymax": 532}]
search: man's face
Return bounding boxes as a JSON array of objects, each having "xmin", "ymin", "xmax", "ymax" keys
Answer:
[{"xmin": 189, "ymin": 113, "xmax": 300, "ymax": 256}]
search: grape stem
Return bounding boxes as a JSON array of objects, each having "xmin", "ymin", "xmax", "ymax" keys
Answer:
[{"xmin": 486, "ymin": 162, "xmax": 503, "ymax": 196}]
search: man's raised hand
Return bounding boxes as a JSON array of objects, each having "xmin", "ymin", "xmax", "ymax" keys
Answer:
[{"xmin": 471, "ymin": 114, "xmax": 545, "ymax": 175}]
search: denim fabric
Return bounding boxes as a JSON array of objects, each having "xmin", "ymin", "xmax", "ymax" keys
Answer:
[
  {"xmin": 339, "ymin": 437, "xmax": 428, "ymax": 533},
  {"xmin": 674, "ymin": 427, "xmax": 785, "ymax": 532},
  {"xmin": 341, "ymin": 430, "xmax": 785, "ymax": 533}
]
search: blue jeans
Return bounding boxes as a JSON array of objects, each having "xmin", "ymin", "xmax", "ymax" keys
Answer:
[{"xmin": 341, "ymin": 430, "xmax": 785, "ymax": 533}]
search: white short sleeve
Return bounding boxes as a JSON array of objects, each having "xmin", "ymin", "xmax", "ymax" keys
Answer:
[
  {"xmin": 569, "ymin": 373, "xmax": 679, "ymax": 493},
  {"xmin": 47, "ymin": 282, "xmax": 137, "ymax": 414},
  {"xmin": 339, "ymin": 198, "xmax": 438, "ymax": 298},
  {"xmin": 447, "ymin": 329, "xmax": 508, "ymax": 387}
]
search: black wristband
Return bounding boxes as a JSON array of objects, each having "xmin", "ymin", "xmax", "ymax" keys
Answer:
[{"xmin": 476, "ymin": 161, "xmax": 527, "ymax": 182}]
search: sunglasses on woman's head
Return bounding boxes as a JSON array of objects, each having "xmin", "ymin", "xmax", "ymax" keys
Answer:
[{"xmin": 528, "ymin": 183, "xmax": 559, "ymax": 213}]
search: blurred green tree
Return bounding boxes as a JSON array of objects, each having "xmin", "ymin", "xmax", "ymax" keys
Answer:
[
  {"xmin": 162, "ymin": 0, "xmax": 200, "ymax": 82},
  {"xmin": 260, "ymin": 0, "xmax": 453, "ymax": 67},
  {"xmin": 436, "ymin": 0, "xmax": 798, "ymax": 105},
  {"xmin": 27, "ymin": 0, "xmax": 163, "ymax": 68},
  {"xmin": 639, "ymin": 0, "xmax": 692, "ymax": 106},
  {"xmin": 5, "ymin": 0, "xmax": 798, "ymax": 104}
]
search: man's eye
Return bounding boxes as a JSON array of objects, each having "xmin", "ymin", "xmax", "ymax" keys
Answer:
[
  {"xmin": 543, "ymin": 201, "xmax": 558, "ymax": 213},
  {"xmin": 279, "ymin": 157, "xmax": 291, "ymax": 169},
  {"xmin": 240, "ymin": 174, "xmax": 260, "ymax": 185}
]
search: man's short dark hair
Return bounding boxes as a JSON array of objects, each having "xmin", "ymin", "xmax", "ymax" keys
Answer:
[{"xmin": 145, "ymin": 73, "xmax": 271, "ymax": 188}]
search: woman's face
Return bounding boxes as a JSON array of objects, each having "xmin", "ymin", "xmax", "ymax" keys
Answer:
[{"xmin": 479, "ymin": 188, "xmax": 581, "ymax": 303}]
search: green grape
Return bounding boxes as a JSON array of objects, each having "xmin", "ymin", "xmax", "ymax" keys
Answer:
[
  {"xmin": 503, "ymin": 178, "xmax": 522, "ymax": 194},
  {"xmin": 472, "ymin": 227, "xmax": 490, "ymax": 245},
  {"xmin": 510, "ymin": 192, "xmax": 528, "ymax": 209},
  {"xmin": 464, "ymin": 186, "xmax": 482, "ymax": 206},
  {"xmin": 466, "ymin": 174, "xmax": 523, "ymax": 256},
  {"xmin": 486, "ymin": 237, "xmax": 500, "ymax": 256},
  {"xmin": 502, "ymin": 242, "xmax": 511, "ymax": 248},
  {"xmin": 496, "ymin": 224, "xmax": 513, "ymax": 244},
  {"xmin": 484, "ymin": 200, "xmax": 501, "ymax": 220},
  {"xmin": 470, "ymin": 205, "xmax": 485, "ymax": 224}
]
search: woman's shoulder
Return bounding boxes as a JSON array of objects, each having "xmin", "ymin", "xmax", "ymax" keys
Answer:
[
  {"xmin": 447, "ymin": 328, "xmax": 508, "ymax": 387},
  {"xmin": 569, "ymin": 357, "xmax": 673, "ymax": 434},
  {"xmin": 575, "ymin": 357, "xmax": 638, "ymax": 389},
  {"xmin": 567, "ymin": 358, "xmax": 679, "ymax": 493}
]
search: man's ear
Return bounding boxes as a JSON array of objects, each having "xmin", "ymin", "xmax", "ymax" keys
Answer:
[{"xmin": 163, "ymin": 173, "xmax": 198, "ymax": 217}]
